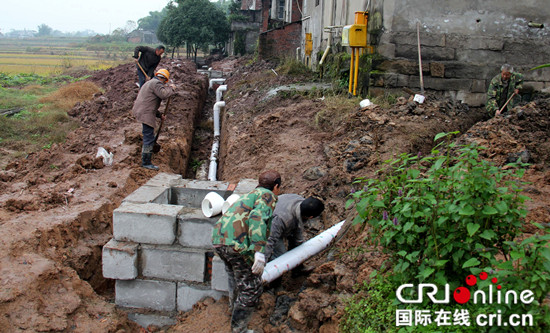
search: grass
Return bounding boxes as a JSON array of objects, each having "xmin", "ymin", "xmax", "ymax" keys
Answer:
[{"xmin": 0, "ymin": 77, "xmax": 101, "ymax": 166}]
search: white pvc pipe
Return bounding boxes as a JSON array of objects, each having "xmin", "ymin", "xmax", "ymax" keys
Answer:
[
  {"xmin": 201, "ymin": 191, "xmax": 225, "ymax": 217},
  {"xmin": 262, "ymin": 220, "xmax": 345, "ymax": 283},
  {"xmin": 208, "ymin": 140, "xmax": 219, "ymax": 181},
  {"xmin": 213, "ymin": 101, "xmax": 225, "ymax": 137},
  {"xmin": 209, "ymin": 78, "xmax": 226, "ymax": 90},
  {"xmin": 216, "ymin": 85, "xmax": 227, "ymax": 102}
]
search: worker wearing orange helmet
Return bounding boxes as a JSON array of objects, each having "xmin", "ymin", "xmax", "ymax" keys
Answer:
[{"xmin": 131, "ymin": 69, "xmax": 175, "ymax": 170}]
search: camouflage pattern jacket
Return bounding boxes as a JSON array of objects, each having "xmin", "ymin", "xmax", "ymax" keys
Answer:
[
  {"xmin": 486, "ymin": 72, "xmax": 523, "ymax": 116},
  {"xmin": 211, "ymin": 187, "xmax": 277, "ymax": 264}
]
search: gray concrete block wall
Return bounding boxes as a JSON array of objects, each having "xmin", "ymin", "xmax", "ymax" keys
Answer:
[
  {"xmin": 212, "ymin": 255, "xmax": 229, "ymax": 292},
  {"xmin": 113, "ymin": 202, "xmax": 182, "ymax": 245},
  {"xmin": 116, "ymin": 279, "xmax": 177, "ymax": 311},
  {"xmin": 103, "ymin": 174, "xmax": 254, "ymax": 325},
  {"xmin": 141, "ymin": 245, "xmax": 206, "ymax": 282},
  {"xmin": 102, "ymin": 239, "xmax": 138, "ymax": 280},
  {"xmin": 177, "ymin": 283, "xmax": 225, "ymax": 311}
]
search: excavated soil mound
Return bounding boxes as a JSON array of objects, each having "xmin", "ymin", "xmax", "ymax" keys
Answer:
[{"xmin": 0, "ymin": 59, "xmax": 207, "ymax": 332}]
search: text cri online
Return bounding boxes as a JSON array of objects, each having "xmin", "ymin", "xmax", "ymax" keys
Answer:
[{"xmin": 396, "ymin": 310, "xmax": 533, "ymax": 327}]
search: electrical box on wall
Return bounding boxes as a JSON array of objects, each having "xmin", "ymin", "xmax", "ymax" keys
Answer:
[
  {"xmin": 305, "ymin": 33, "xmax": 312, "ymax": 56},
  {"xmin": 342, "ymin": 24, "xmax": 367, "ymax": 47}
]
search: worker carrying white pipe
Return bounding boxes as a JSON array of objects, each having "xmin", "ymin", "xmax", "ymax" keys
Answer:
[
  {"xmin": 264, "ymin": 194, "xmax": 325, "ymax": 290},
  {"xmin": 211, "ymin": 170, "xmax": 282, "ymax": 333}
]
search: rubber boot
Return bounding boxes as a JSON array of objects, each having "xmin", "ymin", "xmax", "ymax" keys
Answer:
[
  {"xmin": 231, "ymin": 306, "xmax": 254, "ymax": 333},
  {"xmin": 141, "ymin": 145, "xmax": 159, "ymax": 170}
]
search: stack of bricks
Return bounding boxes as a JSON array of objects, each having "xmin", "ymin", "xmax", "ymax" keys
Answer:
[{"xmin": 102, "ymin": 173, "xmax": 257, "ymax": 325}]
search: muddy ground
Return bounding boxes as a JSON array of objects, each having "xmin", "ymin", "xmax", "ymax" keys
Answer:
[{"xmin": 1, "ymin": 56, "xmax": 549, "ymax": 332}]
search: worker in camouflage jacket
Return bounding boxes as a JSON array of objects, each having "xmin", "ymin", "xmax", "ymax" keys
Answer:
[
  {"xmin": 486, "ymin": 64, "xmax": 523, "ymax": 117},
  {"xmin": 212, "ymin": 170, "xmax": 281, "ymax": 333}
]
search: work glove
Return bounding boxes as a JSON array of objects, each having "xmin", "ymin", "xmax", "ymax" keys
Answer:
[{"xmin": 251, "ymin": 252, "xmax": 265, "ymax": 275}]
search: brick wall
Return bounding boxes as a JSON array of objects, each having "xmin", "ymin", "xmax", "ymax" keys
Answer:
[{"xmin": 259, "ymin": 23, "xmax": 302, "ymax": 59}]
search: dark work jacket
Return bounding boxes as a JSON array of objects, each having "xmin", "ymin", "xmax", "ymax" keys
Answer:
[{"xmin": 133, "ymin": 46, "xmax": 161, "ymax": 78}]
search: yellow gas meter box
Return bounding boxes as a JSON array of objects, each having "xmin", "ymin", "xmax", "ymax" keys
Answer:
[
  {"xmin": 305, "ymin": 33, "xmax": 312, "ymax": 56},
  {"xmin": 342, "ymin": 24, "xmax": 367, "ymax": 47}
]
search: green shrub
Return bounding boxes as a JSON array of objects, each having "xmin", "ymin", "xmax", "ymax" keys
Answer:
[
  {"xmin": 344, "ymin": 132, "xmax": 550, "ymax": 331},
  {"xmin": 346, "ymin": 132, "xmax": 530, "ymax": 287}
]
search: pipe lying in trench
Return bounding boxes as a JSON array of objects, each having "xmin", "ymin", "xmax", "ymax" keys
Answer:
[
  {"xmin": 208, "ymin": 100, "xmax": 225, "ymax": 181},
  {"xmin": 262, "ymin": 220, "xmax": 345, "ymax": 283}
]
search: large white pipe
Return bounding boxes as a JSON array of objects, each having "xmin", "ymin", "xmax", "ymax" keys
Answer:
[
  {"xmin": 262, "ymin": 220, "xmax": 345, "ymax": 283},
  {"xmin": 209, "ymin": 78, "xmax": 226, "ymax": 90},
  {"xmin": 213, "ymin": 101, "xmax": 225, "ymax": 137},
  {"xmin": 216, "ymin": 85, "xmax": 227, "ymax": 102}
]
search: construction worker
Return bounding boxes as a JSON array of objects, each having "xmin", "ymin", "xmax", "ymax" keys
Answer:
[
  {"xmin": 133, "ymin": 45, "xmax": 165, "ymax": 87},
  {"xmin": 486, "ymin": 64, "xmax": 523, "ymax": 117},
  {"xmin": 131, "ymin": 68, "xmax": 175, "ymax": 170},
  {"xmin": 264, "ymin": 195, "xmax": 325, "ymax": 262},
  {"xmin": 212, "ymin": 170, "xmax": 282, "ymax": 333}
]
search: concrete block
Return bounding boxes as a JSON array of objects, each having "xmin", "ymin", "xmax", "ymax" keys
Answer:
[
  {"xmin": 170, "ymin": 187, "xmax": 230, "ymax": 207},
  {"xmin": 472, "ymin": 80, "xmax": 487, "ymax": 93},
  {"xmin": 141, "ymin": 245, "xmax": 206, "ymax": 282},
  {"xmin": 523, "ymin": 81, "xmax": 545, "ymax": 92},
  {"xmin": 233, "ymin": 179, "xmax": 258, "ymax": 195},
  {"xmin": 443, "ymin": 62, "xmax": 494, "ymax": 80},
  {"xmin": 430, "ymin": 62, "xmax": 445, "ymax": 78},
  {"xmin": 212, "ymin": 256, "xmax": 229, "ymax": 292},
  {"xmin": 377, "ymin": 43, "xmax": 396, "ymax": 58},
  {"xmin": 177, "ymin": 179, "xmax": 231, "ymax": 191},
  {"xmin": 178, "ymin": 208, "xmax": 217, "ymax": 248},
  {"xmin": 395, "ymin": 45, "xmax": 455, "ymax": 61},
  {"xmin": 391, "ymin": 31, "xmax": 445, "ymax": 47},
  {"xmin": 456, "ymin": 91, "xmax": 487, "ymax": 107},
  {"xmin": 446, "ymin": 35, "xmax": 504, "ymax": 51},
  {"xmin": 123, "ymin": 186, "xmax": 170, "ymax": 204},
  {"xmin": 409, "ymin": 77, "xmax": 471, "ymax": 91},
  {"xmin": 127, "ymin": 313, "xmax": 177, "ymax": 329},
  {"xmin": 143, "ymin": 172, "xmax": 183, "ymax": 188},
  {"xmin": 455, "ymin": 49, "xmax": 504, "ymax": 65},
  {"xmin": 177, "ymin": 283, "xmax": 225, "ymax": 312},
  {"xmin": 116, "ymin": 279, "xmax": 176, "ymax": 311},
  {"xmin": 113, "ymin": 202, "xmax": 183, "ymax": 245},
  {"xmin": 102, "ymin": 238, "xmax": 138, "ymax": 280}
]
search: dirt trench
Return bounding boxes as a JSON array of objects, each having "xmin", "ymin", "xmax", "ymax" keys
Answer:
[{"xmin": 0, "ymin": 59, "xmax": 208, "ymax": 332}]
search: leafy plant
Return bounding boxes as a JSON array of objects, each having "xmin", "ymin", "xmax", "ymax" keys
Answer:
[
  {"xmin": 346, "ymin": 132, "xmax": 530, "ymax": 287},
  {"xmin": 340, "ymin": 275, "xmax": 399, "ymax": 333}
]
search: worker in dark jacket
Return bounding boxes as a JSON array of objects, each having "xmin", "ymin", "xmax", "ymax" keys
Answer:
[
  {"xmin": 212, "ymin": 170, "xmax": 281, "ymax": 333},
  {"xmin": 133, "ymin": 45, "xmax": 165, "ymax": 87},
  {"xmin": 486, "ymin": 64, "xmax": 523, "ymax": 117},
  {"xmin": 131, "ymin": 69, "xmax": 175, "ymax": 170},
  {"xmin": 265, "ymin": 194, "xmax": 325, "ymax": 261}
]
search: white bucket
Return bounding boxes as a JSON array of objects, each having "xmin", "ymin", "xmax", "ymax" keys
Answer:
[
  {"xmin": 413, "ymin": 94, "xmax": 425, "ymax": 104},
  {"xmin": 201, "ymin": 192, "xmax": 225, "ymax": 217},
  {"xmin": 222, "ymin": 194, "xmax": 241, "ymax": 214}
]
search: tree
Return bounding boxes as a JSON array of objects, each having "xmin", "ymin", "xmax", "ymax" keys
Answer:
[
  {"xmin": 157, "ymin": 0, "xmax": 230, "ymax": 62},
  {"xmin": 37, "ymin": 24, "xmax": 53, "ymax": 37},
  {"xmin": 138, "ymin": 9, "xmax": 168, "ymax": 32}
]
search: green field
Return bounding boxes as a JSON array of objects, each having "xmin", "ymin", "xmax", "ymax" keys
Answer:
[{"xmin": 0, "ymin": 37, "xmax": 152, "ymax": 75}]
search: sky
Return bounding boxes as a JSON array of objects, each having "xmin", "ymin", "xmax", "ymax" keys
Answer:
[{"xmin": 2, "ymin": 0, "xmax": 172, "ymax": 35}]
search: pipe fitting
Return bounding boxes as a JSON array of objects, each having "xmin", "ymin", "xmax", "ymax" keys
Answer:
[
  {"xmin": 216, "ymin": 85, "xmax": 227, "ymax": 103},
  {"xmin": 209, "ymin": 78, "xmax": 226, "ymax": 90}
]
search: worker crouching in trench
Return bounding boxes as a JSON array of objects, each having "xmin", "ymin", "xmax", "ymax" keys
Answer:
[{"xmin": 131, "ymin": 68, "xmax": 175, "ymax": 170}]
